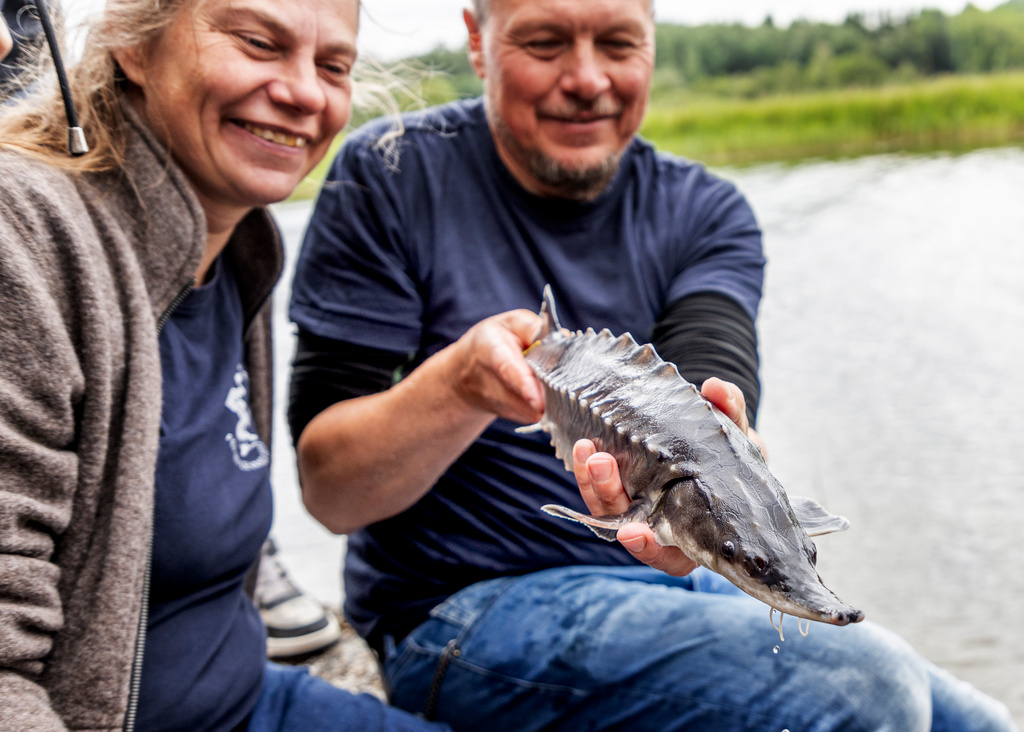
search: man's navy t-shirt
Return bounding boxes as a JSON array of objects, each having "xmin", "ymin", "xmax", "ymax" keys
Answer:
[
  {"xmin": 138, "ymin": 257, "xmax": 272, "ymax": 731},
  {"xmin": 290, "ymin": 98, "xmax": 765, "ymax": 651}
]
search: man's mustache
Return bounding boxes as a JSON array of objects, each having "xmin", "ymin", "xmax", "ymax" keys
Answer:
[{"xmin": 538, "ymin": 98, "xmax": 623, "ymax": 120}]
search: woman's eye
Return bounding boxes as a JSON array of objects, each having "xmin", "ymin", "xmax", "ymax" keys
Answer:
[
  {"xmin": 319, "ymin": 59, "xmax": 353, "ymax": 81},
  {"xmin": 242, "ymin": 34, "xmax": 274, "ymax": 52}
]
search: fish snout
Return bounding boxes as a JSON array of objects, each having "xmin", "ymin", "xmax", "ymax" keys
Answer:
[{"xmin": 829, "ymin": 607, "xmax": 865, "ymax": 625}]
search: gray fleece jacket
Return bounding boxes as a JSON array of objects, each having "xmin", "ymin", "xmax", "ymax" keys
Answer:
[{"xmin": 0, "ymin": 104, "xmax": 282, "ymax": 730}]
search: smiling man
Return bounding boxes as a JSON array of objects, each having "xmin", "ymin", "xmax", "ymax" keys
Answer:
[
  {"xmin": 469, "ymin": 0, "xmax": 654, "ymax": 199},
  {"xmin": 285, "ymin": 0, "xmax": 1016, "ymax": 730}
]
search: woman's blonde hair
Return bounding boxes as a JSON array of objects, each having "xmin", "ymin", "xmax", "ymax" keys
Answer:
[
  {"xmin": 0, "ymin": 0, "xmax": 410, "ymax": 177},
  {"xmin": 0, "ymin": 0, "xmax": 189, "ymax": 172}
]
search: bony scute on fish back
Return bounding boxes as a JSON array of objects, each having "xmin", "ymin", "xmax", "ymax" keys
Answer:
[{"xmin": 521, "ymin": 285, "xmax": 864, "ymax": 628}]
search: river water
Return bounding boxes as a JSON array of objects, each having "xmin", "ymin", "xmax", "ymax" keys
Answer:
[{"xmin": 268, "ymin": 145, "xmax": 1024, "ymax": 724}]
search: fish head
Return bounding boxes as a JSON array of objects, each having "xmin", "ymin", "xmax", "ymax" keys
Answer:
[{"xmin": 652, "ymin": 475, "xmax": 864, "ymax": 627}]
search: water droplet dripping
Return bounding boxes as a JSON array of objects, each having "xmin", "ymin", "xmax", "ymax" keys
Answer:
[{"xmin": 773, "ymin": 645, "xmax": 780, "ymax": 654}]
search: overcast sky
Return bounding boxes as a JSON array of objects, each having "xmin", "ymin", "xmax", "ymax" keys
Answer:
[{"xmin": 68, "ymin": 0, "xmax": 1005, "ymax": 61}]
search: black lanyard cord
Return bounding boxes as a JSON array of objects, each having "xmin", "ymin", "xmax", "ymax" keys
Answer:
[{"xmin": 34, "ymin": 0, "xmax": 87, "ymax": 156}]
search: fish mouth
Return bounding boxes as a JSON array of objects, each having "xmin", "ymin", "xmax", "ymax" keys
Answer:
[
  {"xmin": 763, "ymin": 586, "xmax": 865, "ymax": 626},
  {"xmin": 717, "ymin": 563, "xmax": 864, "ymax": 626},
  {"xmin": 826, "ymin": 607, "xmax": 865, "ymax": 626}
]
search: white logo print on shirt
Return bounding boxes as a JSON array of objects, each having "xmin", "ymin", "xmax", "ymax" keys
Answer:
[{"xmin": 224, "ymin": 365, "xmax": 270, "ymax": 471}]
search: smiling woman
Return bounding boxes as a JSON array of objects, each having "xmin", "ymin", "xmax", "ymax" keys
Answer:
[
  {"xmin": 0, "ymin": 1, "xmax": 452, "ymax": 731},
  {"xmin": 113, "ymin": 0, "xmax": 358, "ymax": 279}
]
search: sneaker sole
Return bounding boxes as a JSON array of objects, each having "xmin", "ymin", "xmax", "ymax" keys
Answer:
[{"xmin": 266, "ymin": 612, "xmax": 342, "ymax": 659}]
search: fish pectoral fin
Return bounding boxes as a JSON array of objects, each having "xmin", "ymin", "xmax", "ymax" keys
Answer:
[
  {"xmin": 789, "ymin": 495, "xmax": 851, "ymax": 536},
  {"xmin": 541, "ymin": 502, "xmax": 649, "ymax": 542}
]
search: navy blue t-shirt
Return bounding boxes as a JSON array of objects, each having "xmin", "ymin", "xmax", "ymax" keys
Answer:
[
  {"xmin": 139, "ymin": 257, "xmax": 273, "ymax": 731},
  {"xmin": 290, "ymin": 98, "xmax": 765, "ymax": 650}
]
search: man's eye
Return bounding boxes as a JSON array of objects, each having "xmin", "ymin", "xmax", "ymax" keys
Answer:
[
  {"xmin": 602, "ymin": 38, "xmax": 639, "ymax": 55},
  {"xmin": 525, "ymin": 39, "xmax": 564, "ymax": 56}
]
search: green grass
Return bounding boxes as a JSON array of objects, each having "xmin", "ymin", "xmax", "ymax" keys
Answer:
[{"xmin": 642, "ymin": 71, "xmax": 1024, "ymax": 165}]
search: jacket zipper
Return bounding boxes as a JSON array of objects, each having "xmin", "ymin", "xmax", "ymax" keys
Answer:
[{"xmin": 123, "ymin": 281, "xmax": 194, "ymax": 732}]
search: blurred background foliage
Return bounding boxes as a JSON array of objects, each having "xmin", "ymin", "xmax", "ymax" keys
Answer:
[
  {"xmin": 292, "ymin": 1, "xmax": 1024, "ymax": 196},
  {"xmin": 400, "ymin": 1, "xmax": 1024, "ymax": 102}
]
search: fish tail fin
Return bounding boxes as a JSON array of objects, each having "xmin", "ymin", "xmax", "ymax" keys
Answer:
[
  {"xmin": 537, "ymin": 284, "xmax": 562, "ymax": 339},
  {"xmin": 542, "ymin": 501, "xmax": 650, "ymax": 542}
]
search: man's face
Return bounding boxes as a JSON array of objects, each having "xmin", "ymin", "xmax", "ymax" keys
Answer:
[{"xmin": 466, "ymin": 0, "xmax": 655, "ymax": 200}]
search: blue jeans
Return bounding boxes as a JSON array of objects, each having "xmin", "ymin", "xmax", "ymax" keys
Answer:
[
  {"xmin": 246, "ymin": 662, "xmax": 451, "ymax": 732},
  {"xmin": 382, "ymin": 566, "xmax": 1016, "ymax": 732}
]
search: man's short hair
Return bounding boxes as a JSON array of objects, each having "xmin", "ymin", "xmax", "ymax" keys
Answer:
[
  {"xmin": 471, "ymin": 0, "xmax": 653, "ymax": 26},
  {"xmin": 472, "ymin": 0, "xmax": 490, "ymax": 23}
]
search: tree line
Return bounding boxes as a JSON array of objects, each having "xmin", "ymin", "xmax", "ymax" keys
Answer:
[{"xmin": 406, "ymin": 1, "xmax": 1024, "ymax": 100}]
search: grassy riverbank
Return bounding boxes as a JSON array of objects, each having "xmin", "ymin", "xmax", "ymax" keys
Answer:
[{"xmin": 642, "ymin": 71, "xmax": 1024, "ymax": 165}]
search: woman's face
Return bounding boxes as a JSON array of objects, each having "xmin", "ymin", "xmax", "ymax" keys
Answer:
[{"xmin": 117, "ymin": 0, "xmax": 358, "ymax": 219}]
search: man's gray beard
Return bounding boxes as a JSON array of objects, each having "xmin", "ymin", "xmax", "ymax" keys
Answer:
[{"xmin": 494, "ymin": 118, "xmax": 623, "ymax": 201}]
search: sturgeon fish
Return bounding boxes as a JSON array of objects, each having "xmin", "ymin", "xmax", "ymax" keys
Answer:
[{"xmin": 521, "ymin": 286, "xmax": 864, "ymax": 627}]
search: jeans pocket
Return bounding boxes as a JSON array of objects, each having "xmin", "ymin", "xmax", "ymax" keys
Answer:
[{"xmin": 427, "ymin": 575, "xmax": 515, "ymax": 631}]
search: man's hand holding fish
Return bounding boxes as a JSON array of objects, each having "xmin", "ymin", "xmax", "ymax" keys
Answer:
[{"xmin": 571, "ymin": 376, "xmax": 759, "ymax": 577}]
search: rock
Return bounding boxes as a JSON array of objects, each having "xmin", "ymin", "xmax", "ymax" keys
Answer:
[{"xmin": 278, "ymin": 609, "xmax": 387, "ymax": 701}]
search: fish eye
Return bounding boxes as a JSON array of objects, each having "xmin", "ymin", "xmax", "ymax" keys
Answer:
[{"xmin": 721, "ymin": 541, "xmax": 736, "ymax": 559}]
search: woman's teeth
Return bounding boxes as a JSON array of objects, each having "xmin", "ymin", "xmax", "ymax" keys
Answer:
[{"xmin": 242, "ymin": 122, "xmax": 307, "ymax": 148}]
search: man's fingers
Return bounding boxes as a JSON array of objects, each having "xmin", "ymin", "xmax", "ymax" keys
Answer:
[
  {"xmin": 496, "ymin": 354, "xmax": 543, "ymax": 416},
  {"xmin": 588, "ymin": 454, "xmax": 629, "ymax": 515},
  {"xmin": 572, "ymin": 440, "xmax": 601, "ymax": 515},
  {"xmin": 699, "ymin": 377, "xmax": 768, "ymax": 460},
  {"xmin": 573, "ymin": 441, "xmax": 632, "ymax": 516},
  {"xmin": 700, "ymin": 377, "xmax": 748, "ymax": 433},
  {"xmin": 497, "ymin": 310, "xmax": 546, "ymax": 415},
  {"xmin": 616, "ymin": 523, "xmax": 698, "ymax": 577}
]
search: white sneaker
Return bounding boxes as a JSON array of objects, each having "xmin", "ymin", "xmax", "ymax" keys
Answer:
[{"xmin": 256, "ymin": 539, "xmax": 341, "ymax": 658}]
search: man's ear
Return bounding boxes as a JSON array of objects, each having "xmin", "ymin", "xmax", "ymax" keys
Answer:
[{"xmin": 464, "ymin": 8, "xmax": 485, "ymax": 80}]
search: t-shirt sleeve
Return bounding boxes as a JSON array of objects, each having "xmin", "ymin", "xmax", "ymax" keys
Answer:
[
  {"xmin": 664, "ymin": 165, "xmax": 765, "ymax": 322},
  {"xmin": 653, "ymin": 292, "xmax": 761, "ymax": 426},
  {"xmin": 286, "ymin": 329, "xmax": 409, "ymax": 446},
  {"xmin": 288, "ymin": 131, "xmax": 425, "ymax": 353}
]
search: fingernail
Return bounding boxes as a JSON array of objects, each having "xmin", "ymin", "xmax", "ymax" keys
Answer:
[
  {"xmin": 621, "ymin": 535, "xmax": 646, "ymax": 553},
  {"xmin": 589, "ymin": 458, "xmax": 613, "ymax": 482}
]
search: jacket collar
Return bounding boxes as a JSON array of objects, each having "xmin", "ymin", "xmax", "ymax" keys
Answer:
[{"xmin": 94, "ymin": 97, "xmax": 283, "ymax": 328}]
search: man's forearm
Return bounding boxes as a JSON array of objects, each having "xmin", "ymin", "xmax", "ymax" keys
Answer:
[
  {"xmin": 295, "ymin": 309, "xmax": 545, "ymax": 534},
  {"xmin": 296, "ymin": 342, "xmax": 497, "ymax": 534}
]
